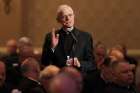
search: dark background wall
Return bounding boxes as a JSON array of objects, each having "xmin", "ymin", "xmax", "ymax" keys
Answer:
[{"xmin": 0, "ymin": 0, "xmax": 140, "ymax": 49}]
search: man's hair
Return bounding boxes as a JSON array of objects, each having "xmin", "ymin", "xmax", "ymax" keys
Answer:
[
  {"xmin": 102, "ymin": 57, "xmax": 126, "ymax": 69},
  {"xmin": 40, "ymin": 65, "xmax": 60, "ymax": 80},
  {"xmin": 56, "ymin": 4, "xmax": 74, "ymax": 20},
  {"xmin": 111, "ymin": 60, "xmax": 128, "ymax": 70},
  {"xmin": 102, "ymin": 57, "xmax": 114, "ymax": 67},
  {"xmin": 20, "ymin": 57, "xmax": 39, "ymax": 74},
  {"xmin": 18, "ymin": 36, "xmax": 33, "ymax": 46},
  {"xmin": 48, "ymin": 73, "xmax": 80, "ymax": 93}
]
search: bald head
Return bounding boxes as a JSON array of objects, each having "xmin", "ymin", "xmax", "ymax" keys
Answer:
[
  {"xmin": 61, "ymin": 67, "xmax": 82, "ymax": 83},
  {"xmin": 48, "ymin": 73, "xmax": 80, "ymax": 93},
  {"xmin": 61, "ymin": 67, "xmax": 83, "ymax": 92},
  {"xmin": 0, "ymin": 61, "xmax": 6, "ymax": 87}
]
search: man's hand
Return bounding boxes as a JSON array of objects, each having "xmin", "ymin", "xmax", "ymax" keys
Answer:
[
  {"xmin": 51, "ymin": 28, "xmax": 59, "ymax": 49},
  {"xmin": 66, "ymin": 57, "xmax": 81, "ymax": 67},
  {"xmin": 74, "ymin": 57, "xmax": 81, "ymax": 67},
  {"xmin": 66, "ymin": 58, "xmax": 73, "ymax": 66}
]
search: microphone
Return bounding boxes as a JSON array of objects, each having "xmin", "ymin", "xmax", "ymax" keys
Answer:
[
  {"xmin": 70, "ymin": 32, "xmax": 78, "ymax": 43},
  {"xmin": 70, "ymin": 31, "xmax": 77, "ymax": 63}
]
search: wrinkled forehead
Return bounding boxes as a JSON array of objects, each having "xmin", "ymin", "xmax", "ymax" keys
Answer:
[{"xmin": 57, "ymin": 5, "xmax": 74, "ymax": 16}]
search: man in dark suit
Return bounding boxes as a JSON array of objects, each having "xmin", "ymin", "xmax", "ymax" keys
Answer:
[
  {"xmin": 18, "ymin": 58, "xmax": 45, "ymax": 93},
  {"xmin": 1, "ymin": 39, "xmax": 21, "ymax": 89},
  {"xmin": 104, "ymin": 61, "xmax": 137, "ymax": 93},
  {"xmin": 41, "ymin": 4, "xmax": 96, "ymax": 74}
]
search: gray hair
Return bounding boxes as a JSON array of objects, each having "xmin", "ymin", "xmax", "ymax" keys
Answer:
[
  {"xmin": 56, "ymin": 4, "xmax": 74, "ymax": 20},
  {"xmin": 40, "ymin": 65, "xmax": 60, "ymax": 80},
  {"xmin": 18, "ymin": 37, "xmax": 32, "ymax": 46}
]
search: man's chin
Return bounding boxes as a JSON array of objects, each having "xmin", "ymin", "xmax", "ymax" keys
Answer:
[
  {"xmin": 63, "ymin": 25, "xmax": 73, "ymax": 28},
  {"xmin": 63, "ymin": 23, "xmax": 74, "ymax": 28}
]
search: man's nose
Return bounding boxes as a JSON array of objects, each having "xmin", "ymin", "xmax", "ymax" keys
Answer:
[{"xmin": 65, "ymin": 16, "xmax": 70, "ymax": 21}]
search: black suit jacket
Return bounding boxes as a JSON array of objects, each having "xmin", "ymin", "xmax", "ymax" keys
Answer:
[
  {"xmin": 82, "ymin": 70, "xmax": 108, "ymax": 93},
  {"xmin": 18, "ymin": 77, "xmax": 44, "ymax": 93},
  {"xmin": 104, "ymin": 83, "xmax": 137, "ymax": 93},
  {"xmin": 41, "ymin": 27, "xmax": 96, "ymax": 73}
]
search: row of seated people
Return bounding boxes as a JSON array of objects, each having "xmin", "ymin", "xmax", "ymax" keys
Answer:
[
  {"xmin": 0, "ymin": 57, "xmax": 139, "ymax": 93},
  {"xmin": 0, "ymin": 37, "xmax": 139, "ymax": 93}
]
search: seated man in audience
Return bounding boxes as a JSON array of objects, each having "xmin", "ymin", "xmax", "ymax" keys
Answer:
[
  {"xmin": 18, "ymin": 37, "xmax": 41, "ymax": 63},
  {"xmin": 18, "ymin": 57, "xmax": 42, "ymax": 93},
  {"xmin": 105, "ymin": 61, "xmax": 137, "ymax": 93},
  {"xmin": 48, "ymin": 73, "xmax": 81, "ymax": 93},
  {"xmin": 2, "ymin": 39, "xmax": 19, "ymax": 66},
  {"xmin": 60, "ymin": 67, "xmax": 83, "ymax": 92},
  {"xmin": 95, "ymin": 41, "xmax": 107, "ymax": 69},
  {"xmin": 82, "ymin": 57, "xmax": 114, "ymax": 93},
  {"xmin": 108, "ymin": 45, "xmax": 138, "ymax": 85},
  {"xmin": 39, "ymin": 65, "xmax": 60, "ymax": 93},
  {"xmin": 1, "ymin": 39, "xmax": 21, "ymax": 89}
]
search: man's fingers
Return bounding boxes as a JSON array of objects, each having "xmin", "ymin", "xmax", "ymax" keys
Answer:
[
  {"xmin": 52, "ymin": 28, "xmax": 59, "ymax": 39},
  {"xmin": 52, "ymin": 28, "xmax": 56, "ymax": 38},
  {"xmin": 74, "ymin": 58, "xmax": 81, "ymax": 67},
  {"xmin": 56, "ymin": 34, "xmax": 59, "ymax": 39}
]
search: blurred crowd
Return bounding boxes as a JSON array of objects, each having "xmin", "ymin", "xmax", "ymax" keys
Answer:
[{"xmin": 0, "ymin": 37, "xmax": 139, "ymax": 93}]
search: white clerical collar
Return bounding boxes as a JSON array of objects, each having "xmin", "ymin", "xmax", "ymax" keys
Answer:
[
  {"xmin": 63, "ymin": 26, "xmax": 74, "ymax": 32},
  {"xmin": 27, "ymin": 77, "xmax": 40, "ymax": 85}
]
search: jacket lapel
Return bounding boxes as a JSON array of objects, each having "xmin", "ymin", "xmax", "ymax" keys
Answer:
[{"xmin": 70, "ymin": 28, "xmax": 79, "ymax": 57}]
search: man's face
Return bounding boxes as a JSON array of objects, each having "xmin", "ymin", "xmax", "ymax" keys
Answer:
[
  {"xmin": 0, "ymin": 63, "xmax": 6, "ymax": 87},
  {"xmin": 6, "ymin": 40, "xmax": 17, "ymax": 54},
  {"xmin": 18, "ymin": 43, "xmax": 33, "ymax": 55},
  {"xmin": 58, "ymin": 8, "xmax": 74, "ymax": 28},
  {"xmin": 113, "ymin": 62, "xmax": 134, "ymax": 85}
]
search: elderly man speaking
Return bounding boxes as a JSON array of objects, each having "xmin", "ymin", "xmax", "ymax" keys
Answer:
[{"xmin": 41, "ymin": 4, "xmax": 96, "ymax": 75}]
